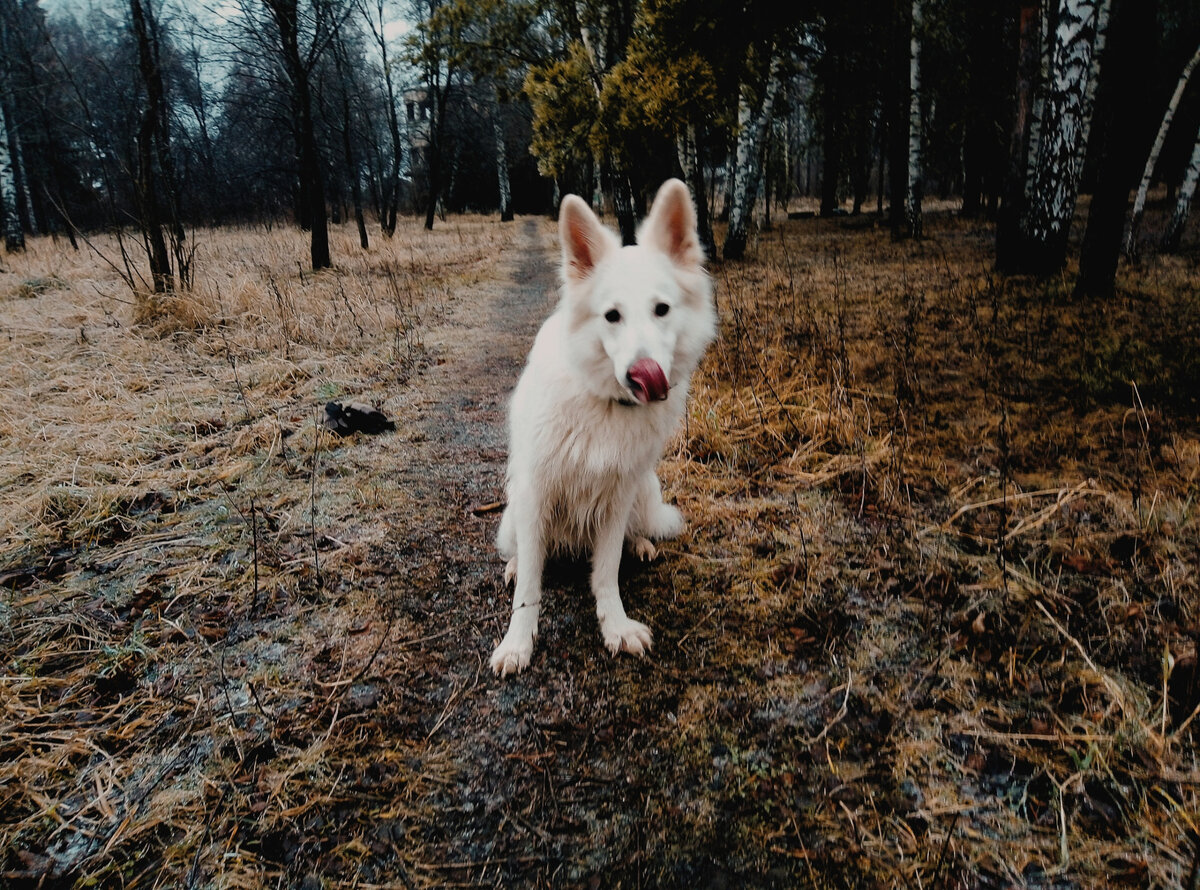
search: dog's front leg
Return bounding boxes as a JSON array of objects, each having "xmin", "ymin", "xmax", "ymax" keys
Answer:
[
  {"xmin": 592, "ymin": 506, "xmax": 653, "ymax": 657},
  {"xmin": 490, "ymin": 509, "xmax": 544, "ymax": 676}
]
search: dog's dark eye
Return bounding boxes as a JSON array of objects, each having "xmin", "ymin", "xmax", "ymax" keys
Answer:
[
  {"xmin": 655, "ymin": 302, "xmax": 670, "ymax": 317},
  {"xmin": 605, "ymin": 309, "xmax": 621, "ymax": 323}
]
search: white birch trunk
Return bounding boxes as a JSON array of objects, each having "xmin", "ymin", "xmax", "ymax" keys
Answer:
[
  {"xmin": 1127, "ymin": 41, "xmax": 1200, "ymax": 254},
  {"xmin": 0, "ymin": 94, "xmax": 23, "ymax": 252},
  {"xmin": 676, "ymin": 125, "xmax": 697, "ymax": 187},
  {"xmin": 492, "ymin": 84, "xmax": 512, "ymax": 221},
  {"xmin": 1021, "ymin": 0, "xmax": 1101, "ymax": 247},
  {"xmin": 724, "ymin": 51, "xmax": 784, "ymax": 259},
  {"xmin": 905, "ymin": 0, "xmax": 924, "ymax": 238},
  {"xmin": 728, "ymin": 88, "xmax": 752, "ymax": 218},
  {"xmin": 1163, "ymin": 128, "xmax": 1200, "ymax": 251}
]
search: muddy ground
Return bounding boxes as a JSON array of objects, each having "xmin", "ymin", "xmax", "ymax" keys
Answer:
[{"xmin": 3, "ymin": 211, "xmax": 1199, "ymax": 889}]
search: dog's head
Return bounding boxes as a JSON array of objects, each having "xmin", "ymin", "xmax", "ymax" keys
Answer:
[{"xmin": 558, "ymin": 179, "xmax": 716, "ymax": 405}]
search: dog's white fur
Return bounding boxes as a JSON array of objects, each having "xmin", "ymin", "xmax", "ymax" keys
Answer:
[{"xmin": 490, "ymin": 179, "xmax": 717, "ymax": 676}]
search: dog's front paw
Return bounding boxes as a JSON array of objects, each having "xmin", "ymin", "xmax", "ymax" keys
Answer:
[
  {"xmin": 489, "ymin": 618, "xmax": 537, "ymax": 676},
  {"xmin": 600, "ymin": 616, "xmax": 653, "ymax": 657},
  {"xmin": 490, "ymin": 631, "xmax": 534, "ymax": 676}
]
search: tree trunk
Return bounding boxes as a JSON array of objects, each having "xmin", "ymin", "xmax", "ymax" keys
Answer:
[
  {"xmin": 724, "ymin": 50, "xmax": 784, "ymax": 261},
  {"xmin": 819, "ymin": 54, "xmax": 843, "ymax": 217},
  {"xmin": 130, "ymin": 0, "xmax": 174, "ymax": 291},
  {"xmin": 850, "ymin": 114, "xmax": 872, "ymax": 215},
  {"xmin": 1162, "ymin": 129, "xmax": 1200, "ymax": 252},
  {"xmin": 364, "ymin": 0, "xmax": 402, "ymax": 237},
  {"xmin": 1023, "ymin": 2, "xmax": 1052, "ymax": 203},
  {"xmin": 1126, "ymin": 41, "xmax": 1200, "ymax": 256},
  {"xmin": 905, "ymin": 0, "xmax": 924, "ymax": 239},
  {"xmin": 6, "ymin": 98, "xmax": 36, "ymax": 237},
  {"xmin": 265, "ymin": 0, "xmax": 330, "ymax": 270},
  {"xmin": 1011, "ymin": 0, "xmax": 1103, "ymax": 274},
  {"xmin": 1074, "ymin": 0, "xmax": 1154, "ymax": 298},
  {"xmin": 0, "ymin": 88, "xmax": 23, "ymax": 252},
  {"xmin": 996, "ymin": 4, "xmax": 1042, "ymax": 269},
  {"xmin": 609, "ymin": 164, "xmax": 636, "ymax": 245},
  {"xmin": 887, "ymin": 0, "xmax": 912, "ymax": 237},
  {"xmin": 1070, "ymin": 0, "xmax": 1110, "ymax": 184},
  {"xmin": 333, "ymin": 31, "xmax": 368, "ymax": 250},
  {"xmin": 676, "ymin": 123, "xmax": 716, "ymax": 258},
  {"xmin": 0, "ymin": 8, "xmax": 25, "ymax": 250},
  {"xmin": 492, "ymin": 83, "xmax": 513, "ymax": 222},
  {"xmin": 876, "ymin": 116, "xmax": 886, "ymax": 215},
  {"xmin": 961, "ymin": 116, "xmax": 983, "ymax": 218},
  {"xmin": 423, "ymin": 59, "xmax": 452, "ymax": 232},
  {"xmin": 298, "ymin": 83, "xmax": 330, "ymax": 268}
]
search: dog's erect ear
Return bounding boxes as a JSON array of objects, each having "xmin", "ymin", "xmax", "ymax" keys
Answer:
[
  {"xmin": 560, "ymin": 195, "xmax": 616, "ymax": 284},
  {"xmin": 640, "ymin": 179, "xmax": 703, "ymax": 270}
]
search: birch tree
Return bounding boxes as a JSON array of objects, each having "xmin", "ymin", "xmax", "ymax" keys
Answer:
[
  {"xmin": 492, "ymin": 83, "xmax": 512, "ymax": 221},
  {"xmin": 723, "ymin": 50, "xmax": 784, "ymax": 261},
  {"xmin": 1126, "ymin": 41, "xmax": 1200, "ymax": 256},
  {"xmin": 0, "ymin": 83, "xmax": 21, "ymax": 252},
  {"xmin": 675, "ymin": 124, "xmax": 714, "ymax": 258},
  {"xmin": 0, "ymin": 4, "xmax": 23, "ymax": 252},
  {"xmin": 1013, "ymin": 0, "xmax": 1104, "ymax": 274},
  {"xmin": 1162, "ymin": 129, "xmax": 1200, "ymax": 253},
  {"xmin": 905, "ymin": 0, "xmax": 924, "ymax": 240}
]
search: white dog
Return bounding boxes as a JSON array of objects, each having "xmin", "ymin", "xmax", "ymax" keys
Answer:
[{"xmin": 490, "ymin": 179, "xmax": 717, "ymax": 676}]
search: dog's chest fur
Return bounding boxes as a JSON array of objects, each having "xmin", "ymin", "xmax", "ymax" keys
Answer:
[{"xmin": 509, "ymin": 385, "xmax": 677, "ymax": 552}]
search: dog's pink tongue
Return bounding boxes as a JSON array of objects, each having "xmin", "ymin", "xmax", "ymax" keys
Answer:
[{"xmin": 627, "ymin": 358, "xmax": 669, "ymax": 403}]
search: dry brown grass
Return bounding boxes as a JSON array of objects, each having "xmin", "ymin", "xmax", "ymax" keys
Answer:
[
  {"xmin": 1, "ymin": 219, "xmax": 516, "ymax": 887},
  {"xmin": 654, "ymin": 212, "xmax": 1200, "ymax": 888},
  {"xmin": 2, "ymin": 208, "xmax": 1198, "ymax": 889}
]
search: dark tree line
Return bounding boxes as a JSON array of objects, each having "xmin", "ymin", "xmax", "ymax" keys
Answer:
[{"xmin": 0, "ymin": 0, "xmax": 1198, "ymax": 290}]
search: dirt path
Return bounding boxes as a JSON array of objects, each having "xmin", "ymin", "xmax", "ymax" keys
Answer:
[{"xmin": 364, "ymin": 220, "xmax": 738, "ymax": 888}]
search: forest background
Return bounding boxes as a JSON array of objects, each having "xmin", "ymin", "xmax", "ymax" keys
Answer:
[{"xmin": 2, "ymin": 0, "xmax": 1200, "ymax": 285}]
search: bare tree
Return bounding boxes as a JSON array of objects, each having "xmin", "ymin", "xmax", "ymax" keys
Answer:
[
  {"xmin": 358, "ymin": 0, "xmax": 404, "ymax": 236},
  {"xmin": 1126, "ymin": 41, "xmax": 1200, "ymax": 257},
  {"xmin": 331, "ymin": 24, "xmax": 368, "ymax": 249},
  {"xmin": 234, "ymin": 0, "xmax": 350, "ymax": 270},
  {"xmin": 129, "ymin": 0, "xmax": 186, "ymax": 292}
]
